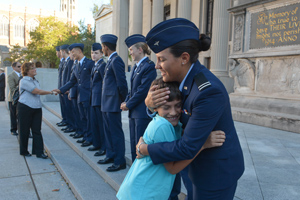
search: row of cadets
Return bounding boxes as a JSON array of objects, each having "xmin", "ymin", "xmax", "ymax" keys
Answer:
[
  {"xmin": 54, "ymin": 43, "xmax": 94, "ymax": 147},
  {"xmin": 89, "ymin": 43, "xmax": 107, "ymax": 156},
  {"xmin": 60, "ymin": 45, "xmax": 76, "ymax": 133},
  {"xmin": 97, "ymin": 34, "xmax": 128, "ymax": 172},
  {"xmin": 121, "ymin": 34, "xmax": 157, "ymax": 162},
  {"xmin": 55, "ymin": 46, "xmax": 68, "ymax": 127}
]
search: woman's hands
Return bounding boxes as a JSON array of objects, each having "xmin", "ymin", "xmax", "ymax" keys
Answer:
[{"xmin": 145, "ymin": 85, "xmax": 170, "ymax": 112}]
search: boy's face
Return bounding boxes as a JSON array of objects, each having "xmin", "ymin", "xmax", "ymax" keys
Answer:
[{"xmin": 155, "ymin": 99, "xmax": 182, "ymax": 126}]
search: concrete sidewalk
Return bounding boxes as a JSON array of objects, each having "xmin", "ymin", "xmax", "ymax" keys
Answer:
[
  {"xmin": 1, "ymin": 100, "xmax": 300, "ymax": 200},
  {"xmin": 0, "ymin": 102, "xmax": 76, "ymax": 200}
]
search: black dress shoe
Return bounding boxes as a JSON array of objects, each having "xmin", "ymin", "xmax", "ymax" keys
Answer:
[
  {"xmin": 73, "ymin": 133, "xmax": 83, "ymax": 139},
  {"xmin": 11, "ymin": 131, "xmax": 18, "ymax": 136},
  {"xmin": 76, "ymin": 139, "xmax": 85, "ymax": 143},
  {"xmin": 21, "ymin": 153, "xmax": 32, "ymax": 157},
  {"xmin": 88, "ymin": 146, "xmax": 100, "ymax": 151},
  {"xmin": 36, "ymin": 154, "xmax": 48, "ymax": 159},
  {"xmin": 97, "ymin": 157, "xmax": 114, "ymax": 164},
  {"xmin": 61, "ymin": 127, "xmax": 69, "ymax": 131},
  {"xmin": 81, "ymin": 141, "xmax": 92, "ymax": 147},
  {"xmin": 69, "ymin": 133, "xmax": 76, "ymax": 137},
  {"xmin": 106, "ymin": 164, "xmax": 126, "ymax": 172},
  {"xmin": 57, "ymin": 122, "xmax": 68, "ymax": 127},
  {"xmin": 64, "ymin": 128, "xmax": 76, "ymax": 133},
  {"xmin": 94, "ymin": 150, "xmax": 106, "ymax": 156}
]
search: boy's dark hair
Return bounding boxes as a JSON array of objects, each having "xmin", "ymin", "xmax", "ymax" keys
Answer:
[
  {"xmin": 102, "ymin": 42, "xmax": 116, "ymax": 51},
  {"xmin": 151, "ymin": 77, "xmax": 182, "ymax": 102}
]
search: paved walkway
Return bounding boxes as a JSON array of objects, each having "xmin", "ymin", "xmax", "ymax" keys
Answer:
[
  {"xmin": 0, "ymin": 102, "xmax": 76, "ymax": 200},
  {"xmin": 1, "ymin": 101, "xmax": 300, "ymax": 200}
]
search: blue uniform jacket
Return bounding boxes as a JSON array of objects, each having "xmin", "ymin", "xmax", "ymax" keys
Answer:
[
  {"xmin": 60, "ymin": 57, "xmax": 94, "ymax": 103},
  {"xmin": 62, "ymin": 58, "xmax": 74, "ymax": 85},
  {"xmin": 58, "ymin": 59, "xmax": 64, "ymax": 88},
  {"xmin": 69, "ymin": 62, "xmax": 78, "ymax": 99},
  {"xmin": 101, "ymin": 53, "xmax": 128, "ymax": 112},
  {"xmin": 125, "ymin": 57, "xmax": 156, "ymax": 118},
  {"xmin": 148, "ymin": 60, "xmax": 244, "ymax": 191},
  {"xmin": 90, "ymin": 59, "xmax": 106, "ymax": 106}
]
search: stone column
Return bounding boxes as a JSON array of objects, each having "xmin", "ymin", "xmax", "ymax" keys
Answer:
[
  {"xmin": 177, "ymin": 0, "xmax": 192, "ymax": 20},
  {"xmin": 142, "ymin": 0, "xmax": 151, "ymax": 35},
  {"xmin": 113, "ymin": 0, "xmax": 129, "ymax": 71},
  {"xmin": 210, "ymin": 0, "xmax": 233, "ymax": 92},
  {"xmin": 151, "ymin": 0, "xmax": 164, "ymax": 63},
  {"xmin": 191, "ymin": 0, "xmax": 201, "ymax": 27},
  {"xmin": 129, "ymin": 0, "xmax": 143, "ymax": 35},
  {"xmin": 170, "ymin": 0, "xmax": 177, "ymax": 19}
]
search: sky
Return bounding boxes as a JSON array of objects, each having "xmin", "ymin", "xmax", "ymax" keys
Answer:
[{"xmin": 2, "ymin": 0, "xmax": 111, "ymax": 27}]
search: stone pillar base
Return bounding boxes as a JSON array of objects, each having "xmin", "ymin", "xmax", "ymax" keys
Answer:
[{"xmin": 230, "ymin": 93, "xmax": 300, "ymax": 134}]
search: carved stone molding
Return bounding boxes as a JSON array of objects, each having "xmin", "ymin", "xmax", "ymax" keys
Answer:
[
  {"xmin": 233, "ymin": 13, "xmax": 245, "ymax": 52},
  {"xmin": 229, "ymin": 58, "xmax": 255, "ymax": 93}
]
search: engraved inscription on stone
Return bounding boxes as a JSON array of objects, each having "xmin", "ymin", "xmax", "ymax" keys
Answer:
[{"xmin": 250, "ymin": 3, "xmax": 300, "ymax": 49}]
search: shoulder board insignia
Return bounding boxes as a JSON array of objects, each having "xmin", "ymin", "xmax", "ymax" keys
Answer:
[
  {"xmin": 147, "ymin": 60, "xmax": 154, "ymax": 65},
  {"xmin": 194, "ymin": 73, "xmax": 211, "ymax": 91}
]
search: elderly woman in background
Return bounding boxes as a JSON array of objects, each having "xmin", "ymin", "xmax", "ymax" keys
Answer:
[{"xmin": 18, "ymin": 62, "xmax": 54, "ymax": 159}]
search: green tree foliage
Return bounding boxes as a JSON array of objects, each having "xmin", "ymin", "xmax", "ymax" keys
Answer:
[
  {"xmin": 4, "ymin": 44, "xmax": 26, "ymax": 64},
  {"xmin": 24, "ymin": 16, "xmax": 95, "ymax": 68}
]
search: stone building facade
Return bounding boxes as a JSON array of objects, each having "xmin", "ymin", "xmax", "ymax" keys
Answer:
[{"xmin": 0, "ymin": 2, "xmax": 77, "ymax": 68}]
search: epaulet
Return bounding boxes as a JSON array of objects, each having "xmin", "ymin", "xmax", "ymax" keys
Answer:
[
  {"xmin": 194, "ymin": 73, "xmax": 211, "ymax": 91},
  {"xmin": 147, "ymin": 60, "xmax": 154, "ymax": 65}
]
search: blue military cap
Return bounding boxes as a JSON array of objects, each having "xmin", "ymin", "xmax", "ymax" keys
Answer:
[
  {"xmin": 60, "ymin": 44, "xmax": 70, "ymax": 50},
  {"xmin": 56, "ymin": 46, "xmax": 60, "ymax": 51},
  {"xmin": 125, "ymin": 34, "xmax": 146, "ymax": 48},
  {"xmin": 146, "ymin": 18, "xmax": 199, "ymax": 53},
  {"xmin": 100, "ymin": 34, "xmax": 118, "ymax": 45},
  {"xmin": 69, "ymin": 43, "xmax": 84, "ymax": 51},
  {"xmin": 92, "ymin": 43, "xmax": 102, "ymax": 51}
]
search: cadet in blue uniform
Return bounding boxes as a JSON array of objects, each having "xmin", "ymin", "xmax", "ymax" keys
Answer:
[
  {"xmin": 121, "ymin": 34, "xmax": 156, "ymax": 162},
  {"xmin": 89, "ymin": 43, "xmax": 106, "ymax": 156},
  {"xmin": 60, "ymin": 44, "xmax": 76, "ymax": 133},
  {"xmin": 68, "ymin": 58, "xmax": 84, "ymax": 138},
  {"xmin": 97, "ymin": 34, "xmax": 128, "ymax": 172},
  {"xmin": 56, "ymin": 46, "xmax": 68, "ymax": 127},
  {"xmin": 137, "ymin": 18, "xmax": 244, "ymax": 200},
  {"xmin": 54, "ymin": 43, "xmax": 94, "ymax": 147}
]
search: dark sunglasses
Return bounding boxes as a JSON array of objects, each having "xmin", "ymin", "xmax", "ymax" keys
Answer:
[{"xmin": 17, "ymin": 66, "xmax": 21, "ymax": 68}]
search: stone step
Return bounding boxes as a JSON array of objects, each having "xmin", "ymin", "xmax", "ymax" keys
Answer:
[
  {"xmin": 42, "ymin": 102, "xmax": 188, "ymax": 199},
  {"xmin": 41, "ymin": 109, "xmax": 117, "ymax": 200},
  {"xmin": 229, "ymin": 94, "xmax": 300, "ymax": 116}
]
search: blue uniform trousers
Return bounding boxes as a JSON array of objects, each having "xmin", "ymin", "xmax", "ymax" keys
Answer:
[
  {"xmin": 194, "ymin": 181, "xmax": 237, "ymax": 200},
  {"xmin": 90, "ymin": 106, "xmax": 105, "ymax": 150},
  {"xmin": 169, "ymin": 174, "xmax": 181, "ymax": 200},
  {"xmin": 102, "ymin": 112, "xmax": 125, "ymax": 165},
  {"xmin": 129, "ymin": 118, "xmax": 151, "ymax": 162},
  {"xmin": 71, "ymin": 98, "xmax": 83, "ymax": 135},
  {"xmin": 63, "ymin": 94, "xmax": 75, "ymax": 129},
  {"xmin": 78, "ymin": 101, "xmax": 92, "ymax": 142},
  {"xmin": 180, "ymin": 166, "xmax": 193, "ymax": 200},
  {"xmin": 59, "ymin": 95, "xmax": 67, "ymax": 123}
]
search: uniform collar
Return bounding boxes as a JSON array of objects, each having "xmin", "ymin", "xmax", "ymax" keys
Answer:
[
  {"xmin": 179, "ymin": 63, "xmax": 195, "ymax": 92},
  {"xmin": 136, "ymin": 56, "xmax": 148, "ymax": 67},
  {"xmin": 95, "ymin": 58, "xmax": 103, "ymax": 66},
  {"xmin": 108, "ymin": 51, "xmax": 117, "ymax": 61},
  {"xmin": 60, "ymin": 58, "xmax": 64, "ymax": 62},
  {"xmin": 79, "ymin": 56, "xmax": 86, "ymax": 65}
]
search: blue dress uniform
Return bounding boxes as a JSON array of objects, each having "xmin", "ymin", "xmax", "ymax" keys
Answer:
[
  {"xmin": 57, "ymin": 46, "xmax": 67, "ymax": 125},
  {"xmin": 69, "ymin": 60, "xmax": 84, "ymax": 135},
  {"xmin": 145, "ymin": 18, "xmax": 244, "ymax": 199},
  {"xmin": 100, "ymin": 34, "xmax": 128, "ymax": 167},
  {"xmin": 60, "ymin": 43, "xmax": 94, "ymax": 143},
  {"xmin": 90, "ymin": 43, "xmax": 106, "ymax": 150},
  {"xmin": 61, "ymin": 44, "xmax": 75, "ymax": 131},
  {"xmin": 124, "ymin": 34, "xmax": 157, "ymax": 162}
]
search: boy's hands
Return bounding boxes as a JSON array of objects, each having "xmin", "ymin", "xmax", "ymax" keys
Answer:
[
  {"xmin": 145, "ymin": 85, "xmax": 170, "ymax": 112},
  {"xmin": 203, "ymin": 130, "xmax": 226, "ymax": 149}
]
